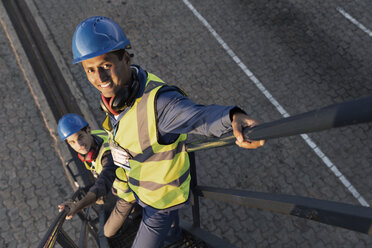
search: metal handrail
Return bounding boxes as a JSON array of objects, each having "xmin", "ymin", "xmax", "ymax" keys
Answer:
[
  {"xmin": 38, "ymin": 209, "xmax": 69, "ymax": 248},
  {"xmin": 184, "ymin": 95, "xmax": 372, "ymax": 246},
  {"xmin": 39, "ymin": 95, "xmax": 372, "ymax": 247},
  {"xmin": 198, "ymin": 186, "xmax": 372, "ymax": 235},
  {"xmin": 186, "ymin": 95, "xmax": 372, "ymax": 152},
  {"xmin": 184, "ymin": 182, "xmax": 372, "ymax": 247},
  {"xmin": 38, "ymin": 188, "xmax": 91, "ymax": 248}
]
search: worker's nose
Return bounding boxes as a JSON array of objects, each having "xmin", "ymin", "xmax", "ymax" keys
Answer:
[
  {"xmin": 77, "ymin": 140, "xmax": 86, "ymax": 149},
  {"xmin": 98, "ymin": 67, "xmax": 110, "ymax": 82}
]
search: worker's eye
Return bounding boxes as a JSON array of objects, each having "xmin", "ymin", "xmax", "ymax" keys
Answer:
[
  {"xmin": 86, "ymin": 69, "xmax": 94, "ymax": 73},
  {"xmin": 103, "ymin": 64, "xmax": 111, "ymax": 69}
]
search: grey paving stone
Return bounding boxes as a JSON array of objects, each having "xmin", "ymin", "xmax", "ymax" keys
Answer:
[{"xmin": 0, "ymin": 22, "xmax": 75, "ymax": 247}]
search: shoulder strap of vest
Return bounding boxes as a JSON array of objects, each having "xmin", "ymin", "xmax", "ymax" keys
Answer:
[
  {"xmin": 144, "ymin": 73, "xmax": 166, "ymax": 94},
  {"xmin": 91, "ymin": 130, "xmax": 110, "ymax": 167},
  {"xmin": 91, "ymin": 129, "xmax": 108, "ymax": 136},
  {"xmin": 145, "ymin": 73, "xmax": 187, "ymax": 97}
]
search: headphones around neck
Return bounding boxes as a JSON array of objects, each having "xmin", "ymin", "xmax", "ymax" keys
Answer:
[
  {"xmin": 100, "ymin": 79, "xmax": 140, "ymax": 115},
  {"xmin": 78, "ymin": 148, "xmax": 97, "ymax": 163}
]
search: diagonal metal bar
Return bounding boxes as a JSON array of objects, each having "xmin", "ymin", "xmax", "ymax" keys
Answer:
[
  {"xmin": 186, "ymin": 95, "xmax": 372, "ymax": 152},
  {"xmin": 38, "ymin": 189, "xmax": 88, "ymax": 248},
  {"xmin": 56, "ymin": 229, "xmax": 78, "ymax": 248},
  {"xmin": 196, "ymin": 186, "xmax": 372, "ymax": 235},
  {"xmin": 38, "ymin": 209, "xmax": 68, "ymax": 248}
]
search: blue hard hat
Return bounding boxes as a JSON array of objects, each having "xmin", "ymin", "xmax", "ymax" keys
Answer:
[
  {"xmin": 58, "ymin": 114, "xmax": 88, "ymax": 140},
  {"xmin": 72, "ymin": 16, "xmax": 131, "ymax": 64}
]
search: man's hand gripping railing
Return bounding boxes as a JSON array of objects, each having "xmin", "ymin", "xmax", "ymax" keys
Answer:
[
  {"xmin": 186, "ymin": 95, "xmax": 372, "ymax": 152},
  {"xmin": 38, "ymin": 189, "xmax": 84, "ymax": 248}
]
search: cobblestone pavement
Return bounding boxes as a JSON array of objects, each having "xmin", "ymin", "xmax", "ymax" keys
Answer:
[
  {"xmin": 0, "ymin": 17, "xmax": 82, "ymax": 248},
  {"xmin": 1, "ymin": 0, "xmax": 372, "ymax": 247}
]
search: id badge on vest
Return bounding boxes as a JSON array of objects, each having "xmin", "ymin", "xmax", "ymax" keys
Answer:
[{"xmin": 110, "ymin": 140, "xmax": 132, "ymax": 171}]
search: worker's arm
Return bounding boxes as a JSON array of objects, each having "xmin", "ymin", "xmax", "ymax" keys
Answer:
[
  {"xmin": 58, "ymin": 191, "xmax": 97, "ymax": 220},
  {"xmin": 58, "ymin": 153, "xmax": 116, "ymax": 219},
  {"xmin": 156, "ymin": 87, "xmax": 234, "ymax": 138},
  {"xmin": 88, "ymin": 152, "xmax": 116, "ymax": 197},
  {"xmin": 156, "ymin": 87, "xmax": 264, "ymax": 148}
]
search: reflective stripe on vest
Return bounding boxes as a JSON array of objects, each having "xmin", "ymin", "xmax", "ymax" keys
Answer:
[
  {"xmin": 105, "ymin": 73, "xmax": 190, "ymax": 209},
  {"xmin": 83, "ymin": 130, "xmax": 110, "ymax": 174},
  {"xmin": 113, "ymin": 167, "xmax": 136, "ymax": 202}
]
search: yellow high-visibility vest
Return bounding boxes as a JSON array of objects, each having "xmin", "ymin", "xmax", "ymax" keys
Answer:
[
  {"xmin": 87, "ymin": 130, "xmax": 135, "ymax": 202},
  {"xmin": 113, "ymin": 167, "xmax": 136, "ymax": 202},
  {"xmin": 83, "ymin": 130, "xmax": 110, "ymax": 174},
  {"xmin": 103, "ymin": 73, "xmax": 190, "ymax": 210}
]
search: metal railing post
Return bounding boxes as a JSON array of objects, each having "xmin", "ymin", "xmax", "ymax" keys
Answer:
[
  {"xmin": 78, "ymin": 207, "xmax": 90, "ymax": 248},
  {"xmin": 189, "ymin": 152, "xmax": 201, "ymax": 228}
]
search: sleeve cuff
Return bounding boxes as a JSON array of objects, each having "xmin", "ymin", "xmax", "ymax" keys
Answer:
[
  {"xmin": 220, "ymin": 106, "xmax": 246, "ymax": 133},
  {"xmin": 229, "ymin": 107, "xmax": 246, "ymax": 122}
]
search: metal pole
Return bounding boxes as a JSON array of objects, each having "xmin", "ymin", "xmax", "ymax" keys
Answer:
[
  {"xmin": 56, "ymin": 229, "xmax": 78, "ymax": 248},
  {"xmin": 37, "ymin": 209, "xmax": 68, "ymax": 248},
  {"xmin": 78, "ymin": 207, "xmax": 90, "ymax": 248},
  {"xmin": 198, "ymin": 186, "xmax": 372, "ymax": 235},
  {"xmin": 186, "ymin": 95, "xmax": 372, "ymax": 152},
  {"xmin": 189, "ymin": 152, "xmax": 201, "ymax": 228}
]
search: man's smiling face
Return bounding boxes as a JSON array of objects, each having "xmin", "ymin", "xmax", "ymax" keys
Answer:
[{"xmin": 82, "ymin": 52, "xmax": 132, "ymax": 98}]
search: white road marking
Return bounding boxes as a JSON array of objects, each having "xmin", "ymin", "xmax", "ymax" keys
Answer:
[
  {"xmin": 337, "ymin": 7, "xmax": 372, "ymax": 37},
  {"xmin": 183, "ymin": 0, "xmax": 369, "ymax": 206}
]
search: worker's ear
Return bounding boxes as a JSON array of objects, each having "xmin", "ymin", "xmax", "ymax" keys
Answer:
[{"xmin": 124, "ymin": 51, "xmax": 131, "ymax": 64}]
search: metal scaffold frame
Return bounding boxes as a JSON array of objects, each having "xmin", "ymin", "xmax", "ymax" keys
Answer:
[{"xmin": 38, "ymin": 96, "xmax": 372, "ymax": 248}]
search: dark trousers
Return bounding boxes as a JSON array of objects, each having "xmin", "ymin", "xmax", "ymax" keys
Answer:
[{"xmin": 131, "ymin": 208, "xmax": 182, "ymax": 248}]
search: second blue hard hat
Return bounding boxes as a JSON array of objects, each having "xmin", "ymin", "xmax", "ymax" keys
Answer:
[
  {"xmin": 72, "ymin": 16, "xmax": 131, "ymax": 64},
  {"xmin": 58, "ymin": 113, "xmax": 88, "ymax": 140}
]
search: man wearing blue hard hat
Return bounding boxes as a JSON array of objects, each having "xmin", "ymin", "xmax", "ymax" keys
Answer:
[
  {"xmin": 57, "ymin": 113, "xmax": 139, "ymax": 240},
  {"xmin": 72, "ymin": 16, "xmax": 265, "ymax": 247}
]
